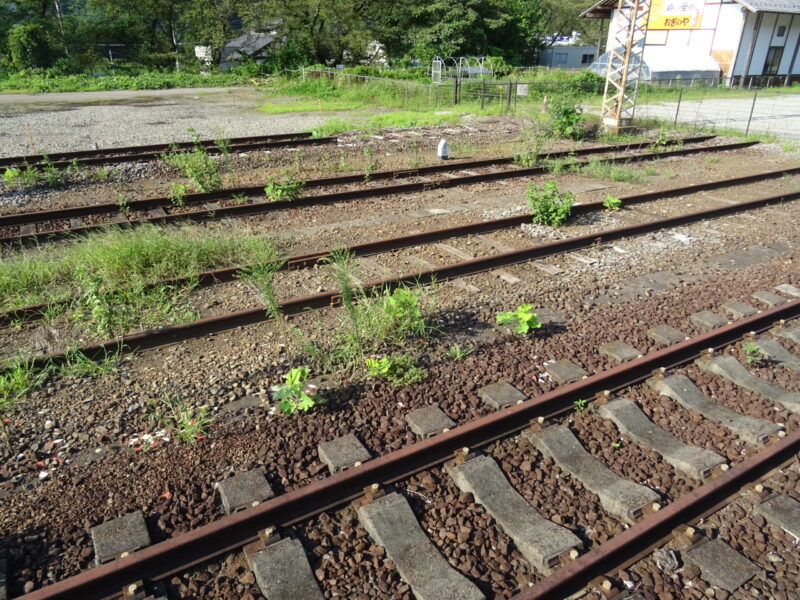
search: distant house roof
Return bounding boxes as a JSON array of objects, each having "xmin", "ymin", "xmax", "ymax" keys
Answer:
[
  {"xmin": 222, "ymin": 31, "xmax": 275, "ymax": 60},
  {"xmin": 581, "ymin": 0, "xmax": 800, "ymax": 18}
]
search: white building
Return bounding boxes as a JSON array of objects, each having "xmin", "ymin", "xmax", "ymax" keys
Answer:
[{"xmin": 581, "ymin": 0, "xmax": 800, "ymax": 83}]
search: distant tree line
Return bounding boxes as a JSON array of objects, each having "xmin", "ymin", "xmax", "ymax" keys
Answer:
[{"xmin": 0, "ymin": 0, "xmax": 600, "ymax": 75}]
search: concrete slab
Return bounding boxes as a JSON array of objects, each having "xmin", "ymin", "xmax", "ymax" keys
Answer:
[
  {"xmin": 777, "ymin": 325, "xmax": 800, "ymax": 345},
  {"xmin": 91, "ymin": 511, "xmax": 151, "ymax": 565},
  {"xmin": 599, "ymin": 341, "xmax": 642, "ymax": 363},
  {"xmin": 217, "ymin": 469, "xmax": 275, "ymax": 515},
  {"xmin": 446, "ymin": 455, "xmax": 581, "ymax": 573},
  {"xmin": 318, "ymin": 434, "xmax": 372, "ymax": 474},
  {"xmin": 525, "ymin": 425, "xmax": 660, "ymax": 523},
  {"xmin": 248, "ymin": 537, "xmax": 323, "ymax": 600},
  {"xmin": 598, "ymin": 398, "xmax": 725, "ymax": 479},
  {"xmin": 708, "ymin": 245, "xmax": 786, "ymax": 270},
  {"xmin": 477, "ymin": 381, "xmax": 527, "ymax": 409},
  {"xmin": 720, "ymin": 300, "xmax": 758, "ymax": 319},
  {"xmin": 148, "ymin": 208, "xmax": 167, "ymax": 218},
  {"xmin": 544, "ymin": 360, "xmax": 589, "ymax": 384},
  {"xmin": 69, "ymin": 217, "xmax": 85, "ymax": 228},
  {"xmin": 357, "ymin": 493, "xmax": 484, "ymax": 600},
  {"xmin": 755, "ymin": 494, "xmax": 800, "ymax": 538},
  {"xmin": 696, "ymin": 355, "xmax": 800, "ymax": 413},
  {"xmin": 649, "ymin": 375, "xmax": 782, "ymax": 445},
  {"xmin": 752, "ymin": 290, "xmax": 789, "ymax": 307},
  {"xmin": 19, "ymin": 224, "xmax": 36, "ymax": 236},
  {"xmin": 405, "ymin": 405, "xmax": 455, "ymax": 437},
  {"xmin": 109, "ymin": 213, "xmax": 129, "ymax": 224},
  {"xmin": 684, "ymin": 538, "xmax": 760, "ymax": 592},
  {"xmin": 647, "ymin": 325, "xmax": 686, "ymax": 346},
  {"xmin": 753, "ymin": 338, "xmax": 800, "ymax": 371},
  {"xmin": 775, "ymin": 284, "xmax": 800, "ymax": 297},
  {"xmin": 689, "ymin": 310, "xmax": 727, "ymax": 331}
]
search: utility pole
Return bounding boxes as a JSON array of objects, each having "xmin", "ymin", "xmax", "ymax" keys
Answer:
[{"xmin": 601, "ymin": 0, "xmax": 652, "ymax": 131}]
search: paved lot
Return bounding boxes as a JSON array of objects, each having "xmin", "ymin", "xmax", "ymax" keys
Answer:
[
  {"xmin": 0, "ymin": 87, "xmax": 332, "ymax": 156},
  {"xmin": 635, "ymin": 92, "xmax": 800, "ymax": 140}
]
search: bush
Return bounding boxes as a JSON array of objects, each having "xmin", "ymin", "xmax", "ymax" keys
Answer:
[
  {"xmin": 8, "ymin": 23, "xmax": 52, "ymax": 71},
  {"xmin": 526, "ymin": 181, "xmax": 574, "ymax": 226},
  {"xmin": 548, "ymin": 95, "xmax": 584, "ymax": 140}
]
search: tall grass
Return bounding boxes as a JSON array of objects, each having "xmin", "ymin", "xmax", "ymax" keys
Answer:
[{"xmin": 0, "ymin": 223, "xmax": 278, "ymax": 311}]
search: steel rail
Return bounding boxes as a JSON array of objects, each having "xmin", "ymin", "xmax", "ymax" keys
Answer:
[
  {"xmin": 0, "ymin": 135, "xmax": 715, "ymax": 229},
  {"xmin": 513, "ymin": 429, "xmax": 800, "ymax": 600},
  {"xmin": 20, "ymin": 186, "xmax": 800, "ymax": 369},
  {"xmin": 0, "ymin": 132, "xmax": 334, "ymax": 170},
  {"xmin": 0, "ymin": 140, "xmax": 755, "ymax": 246},
  {"xmin": 3, "ymin": 164, "xmax": 798, "ymax": 327},
  {"xmin": 17, "ymin": 299, "xmax": 800, "ymax": 600}
]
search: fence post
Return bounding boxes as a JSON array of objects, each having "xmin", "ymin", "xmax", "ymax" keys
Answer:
[
  {"xmin": 674, "ymin": 88, "xmax": 683, "ymax": 125},
  {"xmin": 745, "ymin": 91, "xmax": 758, "ymax": 135},
  {"xmin": 481, "ymin": 79, "xmax": 485, "ymax": 110},
  {"xmin": 505, "ymin": 81, "xmax": 512, "ymax": 112}
]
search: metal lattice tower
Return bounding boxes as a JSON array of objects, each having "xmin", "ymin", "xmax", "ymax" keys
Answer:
[{"xmin": 601, "ymin": 0, "xmax": 652, "ymax": 131}]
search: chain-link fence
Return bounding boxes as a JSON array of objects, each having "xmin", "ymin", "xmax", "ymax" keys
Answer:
[{"xmin": 303, "ymin": 69, "xmax": 800, "ymax": 140}]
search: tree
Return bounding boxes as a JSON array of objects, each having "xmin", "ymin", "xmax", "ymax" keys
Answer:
[{"xmin": 7, "ymin": 23, "xmax": 52, "ymax": 70}]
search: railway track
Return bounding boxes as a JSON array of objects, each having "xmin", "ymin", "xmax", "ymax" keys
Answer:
[
  {"xmin": 15, "ymin": 298, "xmax": 800, "ymax": 600},
  {"xmin": 3, "ymin": 164, "xmax": 798, "ymax": 330},
  {"xmin": 0, "ymin": 132, "xmax": 337, "ymax": 170},
  {"xmin": 9, "ymin": 165, "xmax": 799, "ymax": 368},
  {"xmin": 0, "ymin": 136, "xmax": 743, "ymax": 246}
]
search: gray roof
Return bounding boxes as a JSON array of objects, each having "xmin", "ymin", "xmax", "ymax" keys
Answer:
[
  {"xmin": 581, "ymin": 0, "xmax": 800, "ymax": 18},
  {"xmin": 223, "ymin": 31, "xmax": 275, "ymax": 55}
]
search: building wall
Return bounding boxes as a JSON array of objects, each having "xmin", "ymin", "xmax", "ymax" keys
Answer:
[
  {"xmin": 538, "ymin": 46, "xmax": 597, "ymax": 69},
  {"xmin": 603, "ymin": 2, "xmax": 800, "ymax": 78}
]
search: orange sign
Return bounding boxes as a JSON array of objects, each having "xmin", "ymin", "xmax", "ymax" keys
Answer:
[{"xmin": 648, "ymin": 0, "xmax": 705, "ymax": 29}]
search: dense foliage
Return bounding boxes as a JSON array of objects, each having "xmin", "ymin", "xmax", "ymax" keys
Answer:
[{"xmin": 0, "ymin": 0, "xmax": 601, "ymax": 81}]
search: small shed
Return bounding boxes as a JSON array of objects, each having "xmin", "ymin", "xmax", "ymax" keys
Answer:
[{"xmin": 220, "ymin": 31, "xmax": 275, "ymax": 71}]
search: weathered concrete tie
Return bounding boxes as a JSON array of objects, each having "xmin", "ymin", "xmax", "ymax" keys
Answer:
[
  {"xmin": 446, "ymin": 454, "xmax": 582, "ymax": 573},
  {"xmin": 776, "ymin": 325, "xmax": 800, "ymax": 345},
  {"xmin": 598, "ymin": 398, "xmax": 726, "ymax": 479},
  {"xmin": 525, "ymin": 425, "xmax": 660, "ymax": 523},
  {"xmin": 247, "ymin": 538, "xmax": 324, "ymax": 600},
  {"xmin": 755, "ymin": 494, "xmax": 800, "ymax": 538},
  {"xmin": 357, "ymin": 492, "xmax": 485, "ymax": 600},
  {"xmin": 648, "ymin": 374, "xmax": 782, "ymax": 444},
  {"xmin": 684, "ymin": 538, "xmax": 761, "ymax": 593},
  {"xmin": 754, "ymin": 337, "xmax": 800, "ymax": 371},
  {"xmin": 696, "ymin": 355, "xmax": 800, "ymax": 413}
]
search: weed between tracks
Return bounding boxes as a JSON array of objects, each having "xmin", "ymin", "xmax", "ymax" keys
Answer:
[{"xmin": 0, "ymin": 224, "xmax": 279, "ymax": 337}]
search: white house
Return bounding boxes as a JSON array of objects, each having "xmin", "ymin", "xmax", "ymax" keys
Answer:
[{"xmin": 581, "ymin": 0, "xmax": 800, "ymax": 83}]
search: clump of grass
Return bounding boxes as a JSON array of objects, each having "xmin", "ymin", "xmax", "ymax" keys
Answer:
[
  {"xmin": 575, "ymin": 158, "xmax": 644, "ymax": 183},
  {"xmin": 147, "ymin": 393, "xmax": 213, "ymax": 443},
  {"xmin": 365, "ymin": 353, "xmax": 428, "ymax": 386},
  {"xmin": 59, "ymin": 345, "xmax": 122, "ymax": 378},
  {"xmin": 0, "ymin": 224, "xmax": 279, "ymax": 323}
]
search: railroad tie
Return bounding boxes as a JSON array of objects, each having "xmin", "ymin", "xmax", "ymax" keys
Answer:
[
  {"xmin": 695, "ymin": 355, "xmax": 800, "ymax": 413},
  {"xmin": 357, "ymin": 493, "xmax": 485, "ymax": 600},
  {"xmin": 755, "ymin": 494, "xmax": 800, "ymax": 539},
  {"xmin": 683, "ymin": 537, "xmax": 761, "ymax": 593},
  {"xmin": 525, "ymin": 425, "xmax": 660, "ymax": 524},
  {"xmin": 776, "ymin": 325, "xmax": 800, "ymax": 345},
  {"xmin": 445, "ymin": 454, "xmax": 582, "ymax": 573},
  {"xmin": 597, "ymin": 398, "xmax": 726, "ymax": 479},
  {"xmin": 720, "ymin": 300, "xmax": 758, "ymax": 319},
  {"xmin": 752, "ymin": 290, "xmax": 789, "ymax": 307},
  {"xmin": 752, "ymin": 337, "xmax": 800, "ymax": 371},
  {"xmin": 90, "ymin": 511, "xmax": 151, "ymax": 566},
  {"xmin": 247, "ymin": 537, "xmax": 324, "ymax": 600},
  {"xmin": 775, "ymin": 283, "xmax": 800, "ymax": 298},
  {"xmin": 648, "ymin": 374, "xmax": 783, "ymax": 445}
]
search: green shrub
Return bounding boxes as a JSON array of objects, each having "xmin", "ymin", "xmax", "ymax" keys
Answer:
[
  {"xmin": 603, "ymin": 194, "xmax": 622, "ymax": 210},
  {"xmin": 496, "ymin": 304, "xmax": 542, "ymax": 334},
  {"xmin": 526, "ymin": 181, "xmax": 574, "ymax": 226},
  {"xmin": 7, "ymin": 23, "xmax": 52, "ymax": 71},
  {"xmin": 548, "ymin": 95, "xmax": 584, "ymax": 140}
]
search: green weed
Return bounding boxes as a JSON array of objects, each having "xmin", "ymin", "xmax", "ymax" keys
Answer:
[
  {"xmin": 447, "ymin": 344, "xmax": 473, "ymax": 361},
  {"xmin": 496, "ymin": 304, "xmax": 542, "ymax": 334},
  {"xmin": 91, "ymin": 167, "xmax": 110, "ymax": 183},
  {"xmin": 147, "ymin": 393, "xmax": 212, "ymax": 443},
  {"xmin": 161, "ymin": 133, "xmax": 221, "ymax": 193},
  {"xmin": 526, "ymin": 181, "xmax": 574, "ymax": 226},
  {"xmin": 59, "ymin": 345, "xmax": 121, "ymax": 378},
  {"xmin": 272, "ymin": 367, "xmax": 321, "ymax": 415},
  {"xmin": 264, "ymin": 175, "xmax": 305, "ymax": 202},
  {"xmin": 547, "ymin": 95, "xmax": 584, "ymax": 140},
  {"xmin": 576, "ymin": 158, "xmax": 644, "ymax": 183},
  {"xmin": 573, "ymin": 398, "xmax": 588, "ymax": 412},
  {"xmin": 168, "ymin": 182, "xmax": 188, "ymax": 207},
  {"xmin": 235, "ymin": 242, "xmax": 285, "ymax": 322},
  {"xmin": 365, "ymin": 353, "xmax": 428, "ymax": 386},
  {"xmin": 603, "ymin": 194, "xmax": 622, "ymax": 211},
  {"xmin": 743, "ymin": 341, "xmax": 763, "ymax": 366}
]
